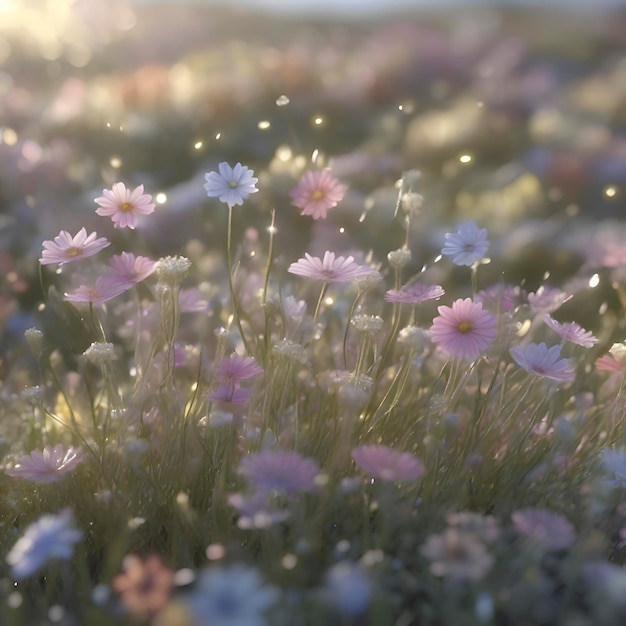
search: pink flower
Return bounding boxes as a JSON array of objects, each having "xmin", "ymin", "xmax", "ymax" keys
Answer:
[
  {"xmin": 216, "ymin": 354, "xmax": 263, "ymax": 382},
  {"xmin": 64, "ymin": 276, "xmax": 129, "ymax": 305},
  {"xmin": 208, "ymin": 382, "xmax": 252, "ymax": 405},
  {"xmin": 288, "ymin": 251, "xmax": 375, "ymax": 283},
  {"xmin": 596, "ymin": 343, "xmax": 626, "ymax": 373},
  {"xmin": 290, "ymin": 170, "xmax": 346, "ymax": 220},
  {"xmin": 6, "ymin": 444, "xmax": 83, "ymax": 483},
  {"xmin": 509, "ymin": 342, "xmax": 576, "ymax": 382},
  {"xmin": 476, "ymin": 284, "xmax": 521, "ymax": 313},
  {"xmin": 40, "ymin": 228, "xmax": 110, "ymax": 265},
  {"xmin": 384, "ymin": 283, "xmax": 445, "ymax": 304},
  {"xmin": 95, "ymin": 182, "xmax": 155, "ymax": 229},
  {"xmin": 108, "ymin": 252, "xmax": 156, "ymax": 287},
  {"xmin": 527, "ymin": 286, "xmax": 572, "ymax": 314},
  {"xmin": 238, "ymin": 450, "xmax": 321, "ymax": 496},
  {"xmin": 512, "ymin": 508, "xmax": 575, "ymax": 551},
  {"xmin": 351, "ymin": 445, "xmax": 423, "ymax": 481},
  {"xmin": 543, "ymin": 315, "xmax": 598, "ymax": 348},
  {"xmin": 430, "ymin": 298, "xmax": 497, "ymax": 362},
  {"xmin": 179, "ymin": 288, "xmax": 209, "ymax": 313}
]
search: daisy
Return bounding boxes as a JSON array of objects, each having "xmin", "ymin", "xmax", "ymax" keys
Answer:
[
  {"xmin": 351, "ymin": 444, "xmax": 423, "ymax": 481},
  {"xmin": 95, "ymin": 182, "xmax": 155, "ymax": 229},
  {"xmin": 238, "ymin": 449, "xmax": 321, "ymax": 496},
  {"xmin": 208, "ymin": 382, "xmax": 252, "ymax": 405},
  {"xmin": 108, "ymin": 252, "xmax": 156, "ymax": 286},
  {"xmin": 509, "ymin": 342, "xmax": 576, "ymax": 382},
  {"xmin": 527, "ymin": 286, "xmax": 572, "ymax": 314},
  {"xmin": 7, "ymin": 509, "xmax": 82, "ymax": 579},
  {"xmin": 203, "ymin": 162, "xmax": 259, "ymax": 207},
  {"xmin": 430, "ymin": 298, "xmax": 497, "ymax": 362},
  {"xmin": 64, "ymin": 276, "xmax": 129, "ymax": 305},
  {"xmin": 40, "ymin": 227, "xmax": 110, "ymax": 265},
  {"xmin": 6, "ymin": 444, "xmax": 83, "ymax": 483},
  {"xmin": 384, "ymin": 283, "xmax": 445, "ymax": 304},
  {"xmin": 290, "ymin": 170, "xmax": 346, "ymax": 220},
  {"xmin": 216, "ymin": 354, "xmax": 263, "ymax": 382},
  {"xmin": 288, "ymin": 251, "xmax": 375, "ymax": 283},
  {"xmin": 543, "ymin": 315, "xmax": 598, "ymax": 348},
  {"xmin": 441, "ymin": 221, "xmax": 489, "ymax": 266}
]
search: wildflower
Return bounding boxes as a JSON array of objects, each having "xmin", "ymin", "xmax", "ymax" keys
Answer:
[
  {"xmin": 400, "ymin": 191, "xmax": 423, "ymax": 216},
  {"xmin": 446, "ymin": 511, "xmax": 500, "ymax": 544},
  {"xmin": 238, "ymin": 449, "xmax": 321, "ymax": 496},
  {"xmin": 510, "ymin": 342, "xmax": 576, "ymax": 382},
  {"xmin": 179, "ymin": 288, "xmax": 210, "ymax": 313},
  {"xmin": 288, "ymin": 251, "xmax": 375, "ymax": 283},
  {"xmin": 40, "ymin": 227, "xmax": 110, "ymax": 265},
  {"xmin": 543, "ymin": 315, "xmax": 598, "ymax": 348},
  {"xmin": 527, "ymin": 286, "xmax": 572, "ymax": 314},
  {"xmin": 353, "ymin": 269, "xmax": 383, "ymax": 292},
  {"xmin": 6, "ymin": 444, "xmax": 83, "ymax": 483},
  {"xmin": 476, "ymin": 283, "xmax": 521, "ymax": 313},
  {"xmin": 24, "ymin": 327, "xmax": 44, "ymax": 358},
  {"xmin": 421, "ymin": 528, "xmax": 494, "ymax": 582},
  {"xmin": 216, "ymin": 354, "xmax": 263, "ymax": 382},
  {"xmin": 430, "ymin": 298, "xmax": 497, "ymax": 362},
  {"xmin": 441, "ymin": 221, "xmax": 489, "ymax": 266},
  {"xmin": 64, "ymin": 276, "xmax": 128, "ymax": 305},
  {"xmin": 351, "ymin": 314, "xmax": 384, "ymax": 335},
  {"xmin": 95, "ymin": 182, "xmax": 155, "ymax": 229},
  {"xmin": 7, "ymin": 509, "xmax": 82, "ymax": 579},
  {"xmin": 82, "ymin": 342, "xmax": 116, "ymax": 366},
  {"xmin": 282, "ymin": 295, "xmax": 307, "ymax": 324},
  {"xmin": 108, "ymin": 252, "xmax": 156, "ymax": 286},
  {"xmin": 600, "ymin": 448, "xmax": 626, "ymax": 489},
  {"xmin": 385, "ymin": 283, "xmax": 445, "ymax": 304},
  {"xmin": 185, "ymin": 564, "xmax": 279, "ymax": 626},
  {"xmin": 208, "ymin": 383, "xmax": 252, "ymax": 405},
  {"xmin": 397, "ymin": 325, "xmax": 431, "ymax": 352},
  {"xmin": 204, "ymin": 162, "xmax": 259, "ymax": 207},
  {"xmin": 512, "ymin": 508, "xmax": 575, "ymax": 551},
  {"xmin": 272, "ymin": 339, "xmax": 307, "ymax": 364},
  {"xmin": 352, "ymin": 445, "xmax": 423, "ymax": 481},
  {"xmin": 324, "ymin": 562, "xmax": 371, "ymax": 617},
  {"xmin": 290, "ymin": 169, "xmax": 346, "ymax": 220},
  {"xmin": 596, "ymin": 344, "xmax": 626, "ymax": 373},
  {"xmin": 156, "ymin": 255, "xmax": 192, "ymax": 287},
  {"xmin": 112, "ymin": 554, "xmax": 174, "ymax": 619}
]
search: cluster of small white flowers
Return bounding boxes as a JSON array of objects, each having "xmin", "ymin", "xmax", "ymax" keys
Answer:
[
  {"xmin": 398, "ymin": 325, "xmax": 431, "ymax": 352},
  {"xmin": 156, "ymin": 255, "xmax": 192, "ymax": 287},
  {"xmin": 351, "ymin": 314, "xmax": 384, "ymax": 336},
  {"xmin": 24, "ymin": 328, "xmax": 44, "ymax": 358},
  {"xmin": 272, "ymin": 338, "xmax": 308, "ymax": 364},
  {"xmin": 387, "ymin": 247, "xmax": 412, "ymax": 269},
  {"xmin": 83, "ymin": 342, "xmax": 116, "ymax": 366}
]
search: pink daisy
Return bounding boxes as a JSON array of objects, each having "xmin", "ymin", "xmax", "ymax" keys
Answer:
[
  {"xmin": 384, "ymin": 283, "xmax": 445, "ymax": 304},
  {"xmin": 509, "ymin": 342, "xmax": 576, "ymax": 382},
  {"xmin": 543, "ymin": 315, "xmax": 598, "ymax": 348},
  {"xmin": 351, "ymin": 445, "xmax": 423, "ymax": 481},
  {"xmin": 6, "ymin": 444, "xmax": 83, "ymax": 483},
  {"xmin": 290, "ymin": 170, "xmax": 347, "ymax": 220},
  {"xmin": 216, "ymin": 354, "xmax": 263, "ymax": 382},
  {"xmin": 95, "ymin": 182, "xmax": 155, "ymax": 229},
  {"xmin": 40, "ymin": 228, "xmax": 110, "ymax": 265},
  {"xmin": 527, "ymin": 286, "xmax": 572, "ymax": 314},
  {"xmin": 64, "ymin": 276, "xmax": 129, "ymax": 305},
  {"xmin": 596, "ymin": 343, "xmax": 626, "ymax": 373},
  {"xmin": 288, "ymin": 251, "xmax": 375, "ymax": 283},
  {"xmin": 108, "ymin": 252, "xmax": 156, "ymax": 287},
  {"xmin": 512, "ymin": 508, "xmax": 575, "ymax": 551},
  {"xmin": 430, "ymin": 298, "xmax": 497, "ymax": 362},
  {"xmin": 238, "ymin": 450, "xmax": 321, "ymax": 496}
]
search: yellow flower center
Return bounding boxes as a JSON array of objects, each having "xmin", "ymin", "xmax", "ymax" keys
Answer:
[
  {"xmin": 121, "ymin": 201, "xmax": 134, "ymax": 212},
  {"xmin": 229, "ymin": 181, "xmax": 238, "ymax": 188},
  {"xmin": 458, "ymin": 321, "xmax": 472, "ymax": 334},
  {"xmin": 67, "ymin": 247, "xmax": 80, "ymax": 257},
  {"xmin": 311, "ymin": 189, "xmax": 325, "ymax": 200}
]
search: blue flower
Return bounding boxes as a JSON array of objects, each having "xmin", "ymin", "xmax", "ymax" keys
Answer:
[
  {"xmin": 7, "ymin": 509, "xmax": 82, "ymax": 579},
  {"xmin": 204, "ymin": 162, "xmax": 259, "ymax": 207},
  {"xmin": 441, "ymin": 221, "xmax": 489, "ymax": 267}
]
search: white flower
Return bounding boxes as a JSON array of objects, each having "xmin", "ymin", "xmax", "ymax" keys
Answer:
[
  {"xmin": 441, "ymin": 221, "xmax": 489, "ymax": 266},
  {"xmin": 204, "ymin": 162, "xmax": 259, "ymax": 207},
  {"xmin": 186, "ymin": 564, "xmax": 279, "ymax": 626}
]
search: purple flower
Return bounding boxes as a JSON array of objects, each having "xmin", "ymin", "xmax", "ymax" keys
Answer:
[
  {"xmin": 288, "ymin": 251, "xmax": 375, "ymax": 283},
  {"xmin": 108, "ymin": 252, "xmax": 156, "ymax": 287},
  {"xmin": 95, "ymin": 182, "xmax": 155, "ymax": 229},
  {"xmin": 208, "ymin": 382, "xmax": 253, "ymax": 405},
  {"xmin": 216, "ymin": 354, "xmax": 263, "ymax": 382},
  {"xmin": 441, "ymin": 221, "xmax": 489, "ymax": 266},
  {"xmin": 238, "ymin": 450, "xmax": 321, "ymax": 496},
  {"xmin": 512, "ymin": 508, "xmax": 575, "ymax": 551},
  {"xmin": 543, "ymin": 315, "xmax": 598, "ymax": 348},
  {"xmin": 290, "ymin": 170, "xmax": 346, "ymax": 220},
  {"xmin": 227, "ymin": 492, "xmax": 290, "ymax": 529},
  {"xmin": 527, "ymin": 286, "xmax": 572, "ymax": 314},
  {"xmin": 352, "ymin": 445, "xmax": 423, "ymax": 481},
  {"xmin": 40, "ymin": 228, "xmax": 110, "ymax": 265},
  {"xmin": 7, "ymin": 509, "xmax": 82, "ymax": 579},
  {"xmin": 430, "ymin": 298, "xmax": 497, "ymax": 362},
  {"xmin": 6, "ymin": 444, "xmax": 83, "ymax": 483},
  {"xmin": 64, "ymin": 276, "xmax": 129, "ymax": 305},
  {"xmin": 384, "ymin": 283, "xmax": 445, "ymax": 304},
  {"xmin": 510, "ymin": 342, "xmax": 576, "ymax": 382},
  {"xmin": 203, "ymin": 162, "xmax": 258, "ymax": 207}
]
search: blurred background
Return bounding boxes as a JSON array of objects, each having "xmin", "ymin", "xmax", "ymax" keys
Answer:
[{"xmin": 2, "ymin": 0, "xmax": 626, "ymax": 371}]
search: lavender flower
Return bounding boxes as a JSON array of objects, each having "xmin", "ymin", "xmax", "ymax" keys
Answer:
[{"xmin": 441, "ymin": 221, "xmax": 489, "ymax": 266}]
